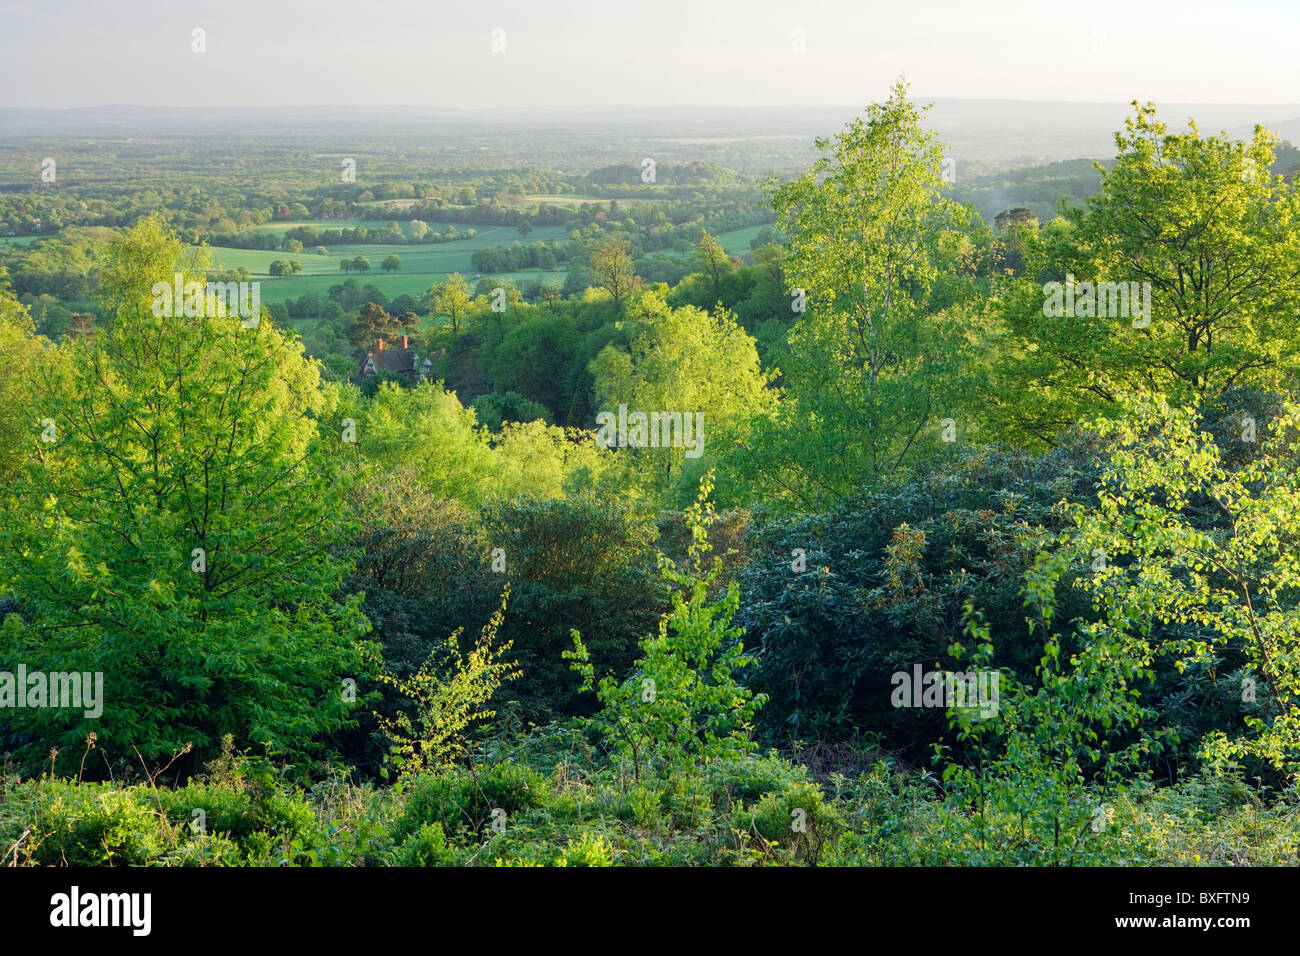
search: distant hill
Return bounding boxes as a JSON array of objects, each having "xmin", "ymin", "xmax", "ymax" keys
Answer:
[{"xmin": 2, "ymin": 100, "xmax": 1299, "ymax": 166}]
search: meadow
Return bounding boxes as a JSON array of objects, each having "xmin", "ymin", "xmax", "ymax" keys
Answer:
[{"xmin": 199, "ymin": 224, "xmax": 760, "ymax": 303}]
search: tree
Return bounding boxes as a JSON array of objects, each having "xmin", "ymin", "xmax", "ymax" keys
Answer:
[
  {"xmin": 987, "ymin": 103, "xmax": 1300, "ymax": 447},
  {"xmin": 565, "ymin": 473, "xmax": 765, "ymax": 782},
  {"xmin": 735, "ymin": 77, "xmax": 974, "ymax": 509},
  {"xmin": 0, "ymin": 217, "xmax": 371, "ymax": 771},
  {"xmin": 353, "ymin": 256, "xmax": 371, "ymax": 273},
  {"xmin": 1053, "ymin": 393, "xmax": 1300, "ymax": 776},
  {"xmin": 382, "ymin": 255, "xmax": 401, "ymax": 273},
  {"xmin": 518, "ymin": 220, "xmax": 533, "ymax": 237},
  {"xmin": 339, "ymin": 381, "xmax": 495, "ymax": 504},
  {"xmin": 589, "ymin": 236, "xmax": 642, "ymax": 308},
  {"xmin": 695, "ymin": 229, "xmax": 733, "ymax": 302},
  {"xmin": 735, "ymin": 436, "xmax": 1101, "ymax": 747},
  {"xmin": 589, "ymin": 291, "xmax": 772, "ymax": 494},
  {"xmin": 0, "ymin": 277, "xmax": 48, "ymax": 482},
  {"xmin": 373, "ymin": 590, "xmax": 519, "ymax": 777},
  {"xmin": 349, "ymin": 301, "xmax": 401, "ymax": 353},
  {"xmin": 432, "ymin": 273, "xmax": 472, "ymax": 333}
]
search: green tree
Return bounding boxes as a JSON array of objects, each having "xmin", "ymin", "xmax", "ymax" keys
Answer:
[
  {"xmin": 340, "ymin": 380, "xmax": 495, "ymax": 504},
  {"xmin": 589, "ymin": 291, "xmax": 772, "ymax": 495},
  {"xmin": 737, "ymin": 78, "xmax": 975, "ymax": 509},
  {"xmin": 0, "ymin": 217, "xmax": 372, "ymax": 771},
  {"xmin": 987, "ymin": 104, "xmax": 1300, "ymax": 447},
  {"xmin": 349, "ymin": 302, "xmax": 401, "ymax": 353},
  {"xmin": 432, "ymin": 273, "xmax": 471, "ymax": 333},
  {"xmin": 382, "ymin": 254, "xmax": 401, "ymax": 273},
  {"xmin": 589, "ymin": 236, "xmax": 642, "ymax": 309},
  {"xmin": 0, "ymin": 277, "xmax": 49, "ymax": 482},
  {"xmin": 695, "ymin": 229, "xmax": 733, "ymax": 303},
  {"xmin": 373, "ymin": 591, "xmax": 519, "ymax": 778},
  {"xmin": 565, "ymin": 473, "xmax": 764, "ymax": 781},
  {"xmin": 1057, "ymin": 393, "xmax": 1300, "ymax": 775}
]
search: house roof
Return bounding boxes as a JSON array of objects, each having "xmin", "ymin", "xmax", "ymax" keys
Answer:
[{"xmin": 363, "ymin": 348, "xmax": 416, "ymax": 374}]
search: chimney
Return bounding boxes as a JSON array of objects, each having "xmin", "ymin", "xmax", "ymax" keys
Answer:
[
  {"xmin": 403, "ymin": 334, "xmax": 409, "ymax": 349},
  {"xmin": 378, "ymin": 338, "xmax": 384, "ymax": 351}
]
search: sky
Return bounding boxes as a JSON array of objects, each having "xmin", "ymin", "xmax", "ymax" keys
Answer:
[{"xmin": 1, "ymin": 0, "xmax": 1298, "ymax": 109}]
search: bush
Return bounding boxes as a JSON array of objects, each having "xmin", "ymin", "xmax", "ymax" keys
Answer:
[{"xmin": 737, "ymin": 438, "xmax": 1102, "ymax": 753}]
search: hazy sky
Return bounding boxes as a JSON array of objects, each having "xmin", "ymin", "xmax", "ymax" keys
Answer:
[{"xmin": 2, "ymin": 0, "xmax": 1298, "ymax": 109}]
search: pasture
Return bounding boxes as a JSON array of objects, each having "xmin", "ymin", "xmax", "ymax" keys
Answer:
[
  {"xmin": 200, "ymin": 221, "xmax": 754, "ymax": 305},
  {"xmin": 201, "ymin": 223, "xmax": 569, "ymax": 303}
]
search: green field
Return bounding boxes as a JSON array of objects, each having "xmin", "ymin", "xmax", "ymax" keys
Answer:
[
  {"xmin": 202, "ymin": 222, "xmax": 569, "ymax": 303},
  {"xmin": 716, "ymin": 225, "xmax": 765, "ymax": 254},
  {"xmin": 200, "ymin": 220, "xmax": 761, "ymax": 305},
  {"xmin": 523, "ymin": 193, "xmax": 615, "ymax": 206},
  {"xmin": 1, "ymin": 219, "xmax": 761, "ymax": 309},
  {"xmin": 249, "ymin": 219, "xmax": 564, "ymax": 242}
]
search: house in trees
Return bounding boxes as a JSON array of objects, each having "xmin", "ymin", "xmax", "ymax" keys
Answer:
[{"xmin": 357, "ymin": 335, "xmax": 433, "ymax": 383}]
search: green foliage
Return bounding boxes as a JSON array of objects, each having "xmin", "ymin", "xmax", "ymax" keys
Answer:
[
  {"xmin": 0, "ymin": 276, "xmax": 51, "ymax": 482},
  {"xmin": 9, "ymin": 85, "xmax": 1300, "ymax": 871},
  {"xmin": 3, "ymin": 732, "xmax": 1296, "ymax": 867},
  {"xmin": 987, "ymin": 103, "xmax": 1300, "ymax": 446},
  {"xmin": 737, "ymin": 439, "xmax": 1101, "ymax": 749},
  {"xmin": 566, "ymin": 473, "xmax": 766, "ymax": 781},
  {"xmin": 481, "ymin": 496, "xmax": 664, "ymax": 722},
  {"xmin": 391, "ymin": 762, "xmax": 545, "ymax": 845},
  {"xmin": 934, "ymin": 604, "xmax": 1151, "ymax": 865},
  {"xmin": 735, "ymin": 78, "xmax": 981, "ymax": 508},
  {"xmin": 745, "ymin": 779, "xmax": 842, "ymax": 865},
  {"xmin": 373, "ymin": 592, "xmax": 520, "ymax": 778},
  {"xmin": 589, "ymin": 289, "xmax": 773, "ymax": 498},
  {"xmin": 0, "ymin": 217, "xmax": 373, "ymax": 772},
  {"xmin": 1061, "ymin": 393, "xmax": 1300, "ymax": 775}
]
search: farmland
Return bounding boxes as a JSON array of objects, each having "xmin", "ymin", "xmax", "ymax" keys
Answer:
[{"xmin": 198, "ymin": 224, "xmax": 761, "ymax": 303}]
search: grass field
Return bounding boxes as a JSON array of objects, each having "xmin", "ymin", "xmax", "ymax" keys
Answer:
[
  {"xmin": 522, "ymin": 193, "xmax": 614, "ymax": 206},
  {"xmin": 202, "ymin": 223, "xmax": 570, "ymax": 303},
  {"xmin": 5, "ymin": 218, "xmax": 763, "ymax": 317},
  {"xmin": 716, "ymin": 225, "xmax": 765, "ymax": 254},
  {"xmin": 202, "ymin": 220, "xmax": 761, "ymax": 304},
  {"xmin": 248, "ymin": 219, "xmax": 565, "ymax": 242}
]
